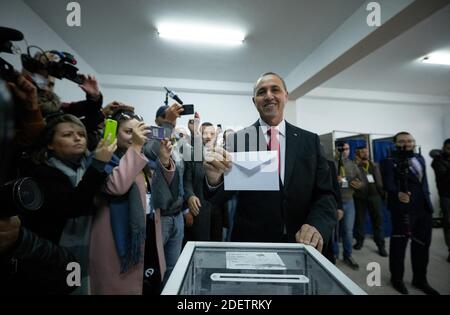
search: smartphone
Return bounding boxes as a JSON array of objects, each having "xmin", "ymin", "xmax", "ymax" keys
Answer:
[
  {"xmin": 103, "ymin": 119, "xmax": 117, "ymax": 144},
  {"xmin": 146, "ymin": 126, "xmax": 165, "ymax": 140},
  {"xmin": 180, "ymin": 104, "xmax": 194, "ymax": 115}
]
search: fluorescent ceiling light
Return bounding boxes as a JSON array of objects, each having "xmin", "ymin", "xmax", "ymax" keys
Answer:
[
  {"xmin": 421, "ymin": 52, "xmax": 450, "ymax": 66},
  {"xmin": 157, "ymin": 23, "xmax": 245, "ymax": 45}
]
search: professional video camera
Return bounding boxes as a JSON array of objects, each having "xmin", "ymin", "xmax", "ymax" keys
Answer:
[
  {"xmin": 390, "ymin": 145, "xmax": 415, "ymax": 236},
  {"xmin": 21, "ymin": 48, "xmax": 85, "ymax": 85},
  {"xmin": 391, "ymin": 145, "xmax": 415, "ymax": 193},
  {"xmin": 1, "ymin": 25, "xmax": 85, "ymax": 86}
]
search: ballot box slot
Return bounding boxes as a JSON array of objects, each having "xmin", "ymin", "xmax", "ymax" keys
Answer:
[{"xmin": 210, "ymin": 273, "xmax": 310, "ymax": 284}]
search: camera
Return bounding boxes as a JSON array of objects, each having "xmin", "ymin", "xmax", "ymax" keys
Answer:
[
  {"xmin": 146, "ymin": 126, "xmax": 165, "ymax": 141},
  {"xmin": 391, "ymin": 145, "xmax": 415, "ymax": 193},
  {"xmin": 21, "ymin": 49, "xmax": 85, "ymax": 85},
  {"xmin": 180, "ymin": 104, "xmax": 194, "ymax": 116},
  {"xmin": 0, "ymin": 76, "xmax": 44, "ymax": 219},
  {"xmin": 0, "ymin": 177, "xmax": 44, "ymax": 218}
]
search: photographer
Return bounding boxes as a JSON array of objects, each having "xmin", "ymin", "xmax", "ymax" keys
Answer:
[
  {"xmin": 0, "ymin": 77, "xmax": 76, "ymax": 294},
  {"xmin": 431, "ymin": 138, "xmax": 450, "ymax": 263},
  {"xmin": 143, "ymin": 103, "xmax": 185, "ymax": 284},
  {"xmin": 380, "ymin": 132, "xmax": 439, "ymax": 295},
  {"xmin": 23, "ymin": 51, "xmax": 105, "ymax": 151},
  {"xmin": 26, "ymin": 114, "xmax": 116, "ymax": 294},
  {"xmin": 0, "ymin": 216, "xmax": 77, "ymax": 294}
]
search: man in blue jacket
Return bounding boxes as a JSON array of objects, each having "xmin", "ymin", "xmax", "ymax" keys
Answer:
[{"xmin": 380, "ymin": 132, "xmax": 439, "ymax": 295}]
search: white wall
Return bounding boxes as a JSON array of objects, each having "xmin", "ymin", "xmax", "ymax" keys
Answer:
[
  {"xmin": 443, "ymin": 104, "xmax": 450, "ymax": 139},
  {"xmin": 0, "ymin": 0, "xmax": 97, "ymax": 102},
  {"xmin": 296, "ymin": 87, "xmax": 450, "ymax": 213},
  {"xmin": 100, "ymin": 86, "xmax": 260, "ymax": 132}
]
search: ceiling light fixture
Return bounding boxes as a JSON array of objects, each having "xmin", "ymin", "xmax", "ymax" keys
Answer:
[
  {"xmin": 421, "ymin": 52, "xmax": 450, "ymax": 66},
  {"xmin": 157, "ymin": 23, "xmax": 245, "ymax": 45}
]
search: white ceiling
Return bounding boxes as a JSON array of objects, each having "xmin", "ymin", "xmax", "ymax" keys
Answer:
[
  {"xmin": 23, "ymin": 0, "xmax": 364, "ymax": 82},
  {"xmin": 22, "ymin": 0, "xmax": 450, "ymax": 96},
  {"xmin": 323, "ymin": 4, "xmax": 450, "ymax": 96}
]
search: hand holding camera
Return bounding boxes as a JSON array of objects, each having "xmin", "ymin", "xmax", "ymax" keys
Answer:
[
  {"xmin": 7, "ymin": 74, "xmax": 38, "ymax": 110},
  {"xmin": 398, "ymin": 191, "xmax": 411, "ymax": 204},
  {"xmin": 164, "ymin": 103, "xmax": 184, "ymax": 126},
  {"xmin": 79, "ymin": 74, "xmax": 100, "ymax": 98},
  {"xmin": 131, "ymin": 121, "xmax": 150, "ymax": 150}
]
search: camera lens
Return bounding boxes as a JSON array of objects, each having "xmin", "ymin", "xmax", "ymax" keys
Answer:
[{"xmin": 13, "ymin": 177, "xmax": 44, "ymax": 211}]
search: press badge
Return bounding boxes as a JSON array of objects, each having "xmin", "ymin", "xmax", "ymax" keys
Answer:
[
  {"xmin": 340, "ymin": 178, "xmax": 349, "ymax": 188},
  {"xmin": 366, "ymin": 174, "xmax": 375, "ymax": 183}
]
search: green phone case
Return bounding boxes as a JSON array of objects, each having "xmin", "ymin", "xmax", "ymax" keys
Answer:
[{"xmin": 103, "ymin": 119, "xmax": 118, "ymax": 144}]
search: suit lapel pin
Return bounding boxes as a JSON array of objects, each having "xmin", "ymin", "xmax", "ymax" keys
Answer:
[{"xmin": 293, "ymin": 133, "xmax": 298, "ymax": 137}]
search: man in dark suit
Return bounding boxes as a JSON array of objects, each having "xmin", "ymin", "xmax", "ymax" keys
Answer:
[
  {"xmin": 203, "ymin": 72, "xmax": 337, "ymax": 252},
  {"xmin": 184, "ymin": 122, "xmax": 226, "ymax": 241},
  {"xmin": 380, "ymin": 131, "xmax": 439, "ymax": 295}
]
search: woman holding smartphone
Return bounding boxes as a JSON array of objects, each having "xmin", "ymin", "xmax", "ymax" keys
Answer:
[{"xmin": 89, "ymin": 109, "xmax": 174, "ymax": 295}]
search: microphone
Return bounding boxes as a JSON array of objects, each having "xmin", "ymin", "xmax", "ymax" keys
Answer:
[{"xmin": 164, "ymin": 87, "xmax": 183, "ymax": 105}]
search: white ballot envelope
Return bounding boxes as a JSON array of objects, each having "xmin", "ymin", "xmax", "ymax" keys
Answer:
[{"xmin": 224, "ymin": 151, "xmax": 279, "ymax": 191}]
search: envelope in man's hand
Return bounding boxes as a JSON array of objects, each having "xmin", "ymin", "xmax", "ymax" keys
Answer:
[{"xmin": 224, "ymin": 151, "xmax": 279, "ymax": 191}]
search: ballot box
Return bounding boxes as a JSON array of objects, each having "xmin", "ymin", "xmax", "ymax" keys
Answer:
[{"xmin": 162, "ymin": 242, "xmax": 366, "ymax": 295}]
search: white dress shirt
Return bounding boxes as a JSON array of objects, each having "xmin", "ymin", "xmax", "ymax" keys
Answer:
[{"xmin": 259, "ymin": 118, "xmax": 286, "ymax": 185}]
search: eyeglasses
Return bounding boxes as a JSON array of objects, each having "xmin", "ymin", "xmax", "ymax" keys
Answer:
[{"xmin": 116, "ymin": 112, "xmax": 143, "ymax": 122}]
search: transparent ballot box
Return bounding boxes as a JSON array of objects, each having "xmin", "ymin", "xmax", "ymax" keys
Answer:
[{"xmin": 162, "ymin": 242, "xmax": 366, "ymax": 295}]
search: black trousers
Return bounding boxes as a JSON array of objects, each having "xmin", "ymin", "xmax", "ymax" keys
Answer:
[
  {"xmin": 354, "ymin": 196, "xmax": 385, "ymax": 246},
  {"xmin": 389, "ymin": 204, "xmax": 432, "ymax": 283}
]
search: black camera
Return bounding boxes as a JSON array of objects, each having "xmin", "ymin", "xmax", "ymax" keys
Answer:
[
  {"xmin": 0, "ymin": 177, "xmax": 44, "ymax": 218},
  {"xmin": 392, "ymin": 145, "xmax": 414, "ymax": 193},
  {"xmin": 0, "ymin": 77, "xmax": 44, "ymax": 218},
  {"xmin": 21, "ymin": 49, "xmax": 85, "ymax": 85}
]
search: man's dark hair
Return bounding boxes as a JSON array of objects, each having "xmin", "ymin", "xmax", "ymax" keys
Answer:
[
  {"xmin": 393, "ymin": 131, "xmax": 411, "ymax": 143},
  {"xmin": 253, "ymin": 72, "xmax": 288, "ymax": 95},
  {"xmin": 444, "ymin": 138, "xmax": 450, "ymax": 147},
  {"xmin": 201, "ymin": 122, "xmax": 213, "ymax": 128}
]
